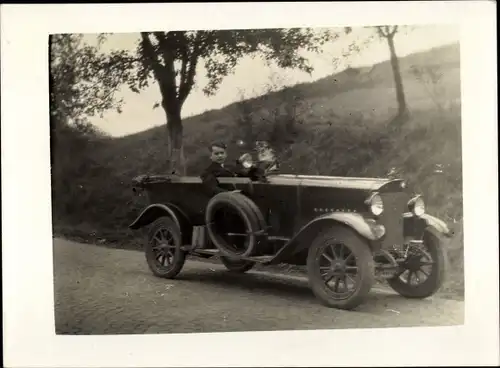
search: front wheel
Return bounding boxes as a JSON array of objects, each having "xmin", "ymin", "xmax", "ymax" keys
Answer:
[
  {"xmin": 220, "ymin": 256, "xmax": 256, "ymax": 273},
  {"xmin": 307, "ymin": 226, "xmax": 375, "ymax": 310},
  {"xmin": 145, "ymin": 216, "xmax": 187, "ymax": 279},
  {"xmin": 387, "ymin": 228, "xmax": 447, "ymax": 299}
]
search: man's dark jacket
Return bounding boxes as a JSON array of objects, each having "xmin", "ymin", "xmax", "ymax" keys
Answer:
[{"xmin": 200, "ymin": 160, "xmax": 264, "ymax": 197}]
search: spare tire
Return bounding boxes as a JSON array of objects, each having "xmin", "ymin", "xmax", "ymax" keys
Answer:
[{"xmin": 205, "ymin": 191, "xmax": 267, "ymax": 258}]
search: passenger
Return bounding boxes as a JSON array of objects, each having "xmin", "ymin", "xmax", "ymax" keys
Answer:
[
  {"xmin": 200, "ymin": 141, "xmax": 263, "ymax": 197},
  {"xmin": 256, "ymin": 141, "xmax": 279, "ymax": 173}
]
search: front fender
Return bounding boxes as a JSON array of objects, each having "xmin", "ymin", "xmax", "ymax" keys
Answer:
[
  {"xmin": 313, "ymin": 212, "xmax": 386, "ymax": 241},
  {"xmin": 129, "ymin": 203, "xmax": 183, "ymax": 231},
  {"xmin": 269, "ymin": 212, "xmax": 385, "ymax": 264},
  {"xmin": 404, "ymin": 212, "xmax": 454, "ymax": 238}
]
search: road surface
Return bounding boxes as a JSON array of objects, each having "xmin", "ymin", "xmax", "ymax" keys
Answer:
[{"xmin": 53, "ymin": 238, "xmax": 464, "ymax": 335}]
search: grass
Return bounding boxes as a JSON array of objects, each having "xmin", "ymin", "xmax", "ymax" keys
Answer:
[{"xmin": 52, "ymin": 42, "xmax": 464, "ymax": 299}]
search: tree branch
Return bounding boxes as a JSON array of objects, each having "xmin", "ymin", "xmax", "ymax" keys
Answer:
[
  {"xmin": 152, "ymin": 32, "xmax": 180, "ymax": 111},
  {"xmin": 178, "ymin": 32, "xmax": 202, "ymax": 105},
  {"xmin": 389, "ymin": 25, "xmax": 398, "ymax": 37},
  {"xmin": 376, "ymin": 25, "xmax": 398, "ymax": 39},
  {"xmin": 178, "ymin": 48, "xmax": 189, "ymax": 100},
  {"xmin": 376, "ymin": 26, "xmax": 387, "ymax": 38},
  {"xmin": 140, "ymin": 33, "xmax": 164, "ymax": 84},
  {"xmin": 177, "ymin": 33, "xmax": 190, "ymax": 102}
]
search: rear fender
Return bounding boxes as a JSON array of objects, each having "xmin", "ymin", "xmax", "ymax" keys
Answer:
[
  {"xmin": 403, "ymin": 212, "xmax": 454, "ymax": 239},
  {"xmin": 129, "ymin": 203, "xmax": 192, "ymax": 243},
  {"xmin": 270, "ymin": 212, "xmax": 385, "ymax": 264}
]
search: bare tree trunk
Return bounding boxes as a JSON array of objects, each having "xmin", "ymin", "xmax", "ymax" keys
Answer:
[
  {"xmin": 164, "ymin": 106, "xmax": 185, "ymax": 175},
  {"xmin": 386, "ymin": 34, "xmax": 408, "ymax": 120}
]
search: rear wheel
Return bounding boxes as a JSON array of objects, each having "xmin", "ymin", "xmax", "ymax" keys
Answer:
[
  {"xmin": 387, "ymin": 228, "xmax": 447, "ymax": 298},
  {"xmin": 145, "ymin": 216, "xmax": 187, "ymax": 279},
  {"xmin": 307, "ymin": 225, "xmax": 375, "ymax": 310},
  {"xmin": 220, "ymin": 256, "xmax": 256, "ymax": 273}
]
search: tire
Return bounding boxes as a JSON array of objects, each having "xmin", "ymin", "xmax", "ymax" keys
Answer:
[
  {"xmin": 307, "ymin": 225, "xmax": 375, "ymax": 310},
  {"xmin": 235, "ymin": 193, "xmax": 268, "ymax": 231},
  {"xmin": 236, "ymin": 194, "xmax": 272, "ymax": 254},
  {"xmin": 205, "ymin": 191, "xmax": 266, "ymax": 258},
  {"xmin": 145, "ymin": 216, "xmax": 187, "ymax": 279},
  {"xmin": 220, "ymin": 256, "xmax": 256, "ymax": 273},
  {"xmin": 387, "ymin": 228, "xmax": 447, "ymax": 299}
]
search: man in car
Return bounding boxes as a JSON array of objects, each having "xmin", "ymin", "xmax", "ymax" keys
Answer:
[
  {"xmin": 200, "ymin": 141, "xmax": 264, "ymax": 197},
  {"xmin": 255, "ymin": 140, "xmax": 279, "ymax": 173}
]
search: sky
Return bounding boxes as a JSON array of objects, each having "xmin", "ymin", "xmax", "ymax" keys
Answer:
[{"xmin": 84, "ymin": 25, "xmax": 459, "ymax": 137}]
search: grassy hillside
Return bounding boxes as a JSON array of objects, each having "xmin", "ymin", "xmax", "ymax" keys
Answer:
[
  {"xmin": 52, "ymin": 42, "xmax": 464, "ymax": 296},
  {"xmin": 98, "ymin": 43, "xmax": 461, "ymax": 182}
]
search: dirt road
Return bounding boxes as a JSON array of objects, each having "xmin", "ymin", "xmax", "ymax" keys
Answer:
[{"xmin": 53, "ymin": 238, "xmax": 464, "ymax": 335}]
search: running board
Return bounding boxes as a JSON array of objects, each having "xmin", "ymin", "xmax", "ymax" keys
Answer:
[{"xmin": 192, "ymin": 248, "xmax": 274, "ymax": 264}]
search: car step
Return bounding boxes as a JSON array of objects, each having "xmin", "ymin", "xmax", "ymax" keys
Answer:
[
  {"xmin": 192, "ymin": 249, "xmax": 274, "ymax": 263},
  {"xmin": 246, "ymin": 255, "xmax": 274, "ymax": 263},
  {"xmin": 192, "ymin": 248, "xmax": 219, "ymax": 255}
]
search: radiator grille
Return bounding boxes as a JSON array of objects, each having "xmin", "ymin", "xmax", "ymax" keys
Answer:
[{"xmin": 378, "ymin": 192, "xmax": 407, "ymax": 249}]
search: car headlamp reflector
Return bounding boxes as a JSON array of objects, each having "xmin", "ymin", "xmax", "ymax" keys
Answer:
[
  {"xmin": 408, "ymin": 195, "xmax": 425, "ymax": 217},
  {"xmin": 365, "ymin": 192, "xmax": 384, "ymax": 216}
]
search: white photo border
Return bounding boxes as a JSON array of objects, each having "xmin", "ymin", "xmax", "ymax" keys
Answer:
[{"xmin": 1, "ymin": 2, "xmax": 498, "ymax": 367}]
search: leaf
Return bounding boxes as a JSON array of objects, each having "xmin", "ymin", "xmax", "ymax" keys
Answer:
[{"xmin": 50, "ymin": 34, "xmax": 137, "ymax": 126}]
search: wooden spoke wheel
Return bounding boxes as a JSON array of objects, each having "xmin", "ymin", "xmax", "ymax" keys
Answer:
[
  {"xmin": 307, "ymin": 226, "xmax": 375, "ymax": 310},
  {"xmin": 145, "ymin": 217, "xmax": 187, "ymax": 279},
  {"xmin": 388, "ymin": 228, "xmax": 447, "ymax": 299}
]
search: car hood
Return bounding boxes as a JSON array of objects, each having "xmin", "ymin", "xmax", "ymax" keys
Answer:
[{"xmin": 271, "ymin": 174, "xmax": 404, "ymax": 192}]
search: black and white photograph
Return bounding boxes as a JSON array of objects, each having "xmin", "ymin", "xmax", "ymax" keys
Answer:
[
  {"xmin": 2, "ymin": 2, "xmax": 498, "ymax": 367},
  {"xmin": 50, "ymin": 23, "xmax": 466, "ymax": 333}
]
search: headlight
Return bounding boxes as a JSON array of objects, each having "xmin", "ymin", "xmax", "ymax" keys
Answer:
[
  {"xmin": 365, "ymin": 192, "xmax": 384, "ymax": 216},
  {"xmin": 408, "ymin": 195, "xmax": 425, "ymax": 217}
]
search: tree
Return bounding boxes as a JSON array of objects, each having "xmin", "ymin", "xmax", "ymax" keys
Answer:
[
  {"xmin": 375, "ymin": 25, "xmax": 409, "ymax": 123},
  {"xmin": 343, "ymin": 25, "xmax": 410, "ymax": 125},
  {"xmin": 409, "ymin": 64, "xmax": 447, "ymax": 113},
  {"xmin": 49, "ymin": 34, "xmax": 132, "ymax": 219},
  {"xmin": 49, "ymin": 34, "xmax": 130, "ymax": 134},
  {"xmin": 100, "ymin": 28, "xmax": 334, "ymax": 174}
]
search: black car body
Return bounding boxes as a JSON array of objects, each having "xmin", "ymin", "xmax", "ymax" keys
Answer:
[{"xmin": 130, "ymin": 161, "xmax": 454, "ymax": 310}]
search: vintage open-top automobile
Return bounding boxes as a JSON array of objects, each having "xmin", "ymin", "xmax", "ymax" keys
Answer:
[{"xmin": 129, "ymin": 149, "xmax": 454, "ymax": 310}]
